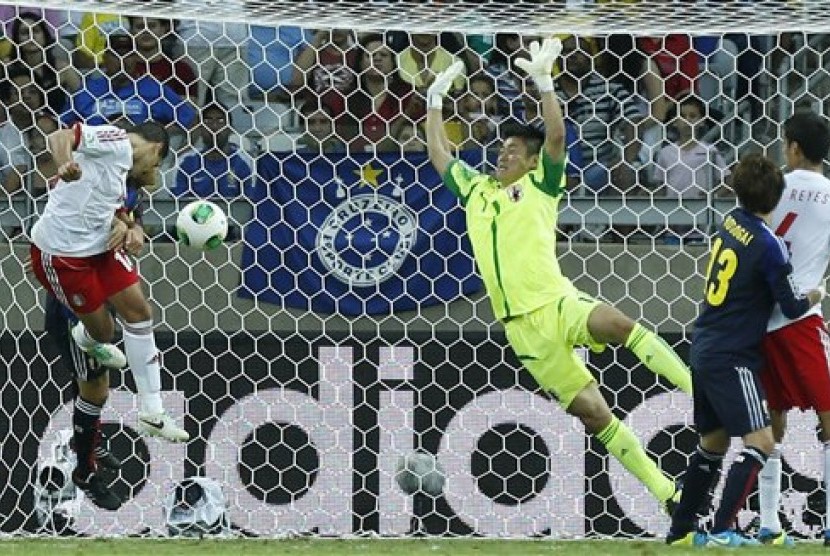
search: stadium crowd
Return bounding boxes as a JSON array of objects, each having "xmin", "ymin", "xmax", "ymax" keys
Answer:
[{"xmin": 0, "ymin": 3, "xmax": 815, "ymax": 242}]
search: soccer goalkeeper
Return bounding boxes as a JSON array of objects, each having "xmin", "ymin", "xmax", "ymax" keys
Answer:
[{"xmin": 425, "ymin": 39, "xmax": 691, "ymax": 511}]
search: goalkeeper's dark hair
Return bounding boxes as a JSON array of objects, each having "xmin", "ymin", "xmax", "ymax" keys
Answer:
[
  {"xmin": 731, "ymin": 153, "xmax": 784, "ymax": 215},
  {"xmin": 124, "ymin": 121, "xmax": 170, "ymax": 159},
  {"xmin": 784, "ymin": 110, "xmax": 830, "ymax": 164},
  {"xmin": 502, "ymin": 122, "xmax": 545, "ymax": 156}
]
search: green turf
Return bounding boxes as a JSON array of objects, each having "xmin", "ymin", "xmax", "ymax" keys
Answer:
[{"xmin": 0, "ymin": 538, "xmax": 827, "ymax": 555}]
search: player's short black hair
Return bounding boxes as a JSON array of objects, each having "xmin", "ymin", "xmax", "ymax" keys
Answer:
[
  {"xmin": 502, "ymin": 122, "xmax": 545, "ymax": 156},
  {"xmin": 126, "ymin": 121, "xmax": 170, "ymax": 159},
  {"xmin": 784, "ymin": 110, "xmax": 830, "ymax": 164},
  {"xmin": 731, "ymin": 153, "xmax": 784, "ymax": 215}
]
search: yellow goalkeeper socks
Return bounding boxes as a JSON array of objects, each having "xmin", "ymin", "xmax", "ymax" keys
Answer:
[
  {"xmin": 596, "ymin": 417, "xmax": 675, "ymax": 503},
  {"xmin": 625, "ymin": 323, "xmax": 692, "ymax": 394}
]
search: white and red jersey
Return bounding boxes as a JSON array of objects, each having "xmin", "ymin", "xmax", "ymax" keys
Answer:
[
  {"xmin": 31, "ymin": 124, "xmax": 133, "ymax": 257},
  {"xmin": 768, "ymin": 168, "xmax": 830, "ymax": 332}
]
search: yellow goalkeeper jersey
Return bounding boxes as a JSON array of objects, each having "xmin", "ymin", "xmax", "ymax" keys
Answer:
[{"xmin": 442, "ymin": 150, "xmax": 570, "ymax": 320}]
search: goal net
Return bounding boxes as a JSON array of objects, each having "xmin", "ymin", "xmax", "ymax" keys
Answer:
[{"xmin": 0, "ymin": 0, "xmax": 826, "ymax": 539}]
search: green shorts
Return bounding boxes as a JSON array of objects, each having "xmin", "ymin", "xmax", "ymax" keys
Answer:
[{"xmin": 504, "ymin": 292, "xmax": 604, "ymax": 408}]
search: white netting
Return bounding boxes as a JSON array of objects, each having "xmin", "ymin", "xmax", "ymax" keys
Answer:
[{"xmin": 0, "ymin": 0, "xmax": 827, "ymax": 540}]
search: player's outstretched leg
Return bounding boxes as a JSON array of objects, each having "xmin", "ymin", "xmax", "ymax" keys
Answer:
[
  {"xmin": 110, "ymin": 284, "xmax": 189, "ymax": 443},
  {"xmin": 569, "ymin": 383, "xmax": 679, "ymax": 511},
  {"xmin": 586, "ymin": 304, "xmax": 692, "ymax": 394},
  {"xmin": 624, "ymin": 323, "xmax": 692, "ymax": 395},
  {"xmin": 71, "ymin": 322, "xmax": 127, "ymax": 369},
  {"xmin": 122, "ymin": 319, "xmax": 189, "ymax": 442}
]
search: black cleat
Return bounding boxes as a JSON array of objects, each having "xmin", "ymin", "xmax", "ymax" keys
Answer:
[
  {"xmin": 71, "ymin": 436, "xmax": 122, "ymax": 470},
  {"xmin": 95, "ymin": 448, "xmax": 122, "ymax": 470},
  {"xmin": 72, "ymin": 471, "xmax": 122, "ymax": 511}
]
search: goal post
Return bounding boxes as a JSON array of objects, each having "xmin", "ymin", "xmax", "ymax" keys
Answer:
[{"xmin": 0, "ymin": 0, "xmax": 827, "ymax": 539}]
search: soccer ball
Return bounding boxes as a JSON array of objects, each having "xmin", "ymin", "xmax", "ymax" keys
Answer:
[
  {"xmin": 395, "ymin": 450, "xmax": 446, "ymax": 496},
  {"xmin": 176, "ymin": 200, "xmax": 228, "ymax": 250}
]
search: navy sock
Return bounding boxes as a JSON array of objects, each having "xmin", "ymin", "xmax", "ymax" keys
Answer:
[
  {"xmin": 712, "ymin": 447, "xmax": 767, "ymax": 534},
  {"xmin": 670, "ymin": 446, "xmax": 724, "ymax": 536},
  {"xmin": 73, "ymin": 397, "xmax": 103, "ymax": 476}
]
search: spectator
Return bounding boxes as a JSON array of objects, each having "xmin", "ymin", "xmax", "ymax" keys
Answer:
[
  {"xmin": 459, "ymin": 72, "xmax": 501, "ymax": 121},
  {"xmin": 5, "ymin": 64, "xmax": 51, "ymax": 134},
  {"xmin": 485, "ymin": 33, "xmax": 525, "ymax": 114},
  {"xmin": 248, "ymin": 25, "xmax": 312, "ymax": 101},
  {"xmin": 396, "ymin": 122, "xmax": 427, "ymax": 153},
  {"xmin": 652, "ymin": 95, "xmax": 731, "ymax": 199},
  {"xmin": 128, "ymin": 16, "xmax": 198, "ymax": 103},
  {"xmin": 62, "ymin": 33, "xmax": 197, "ymax": 131},
  {"xmin": 177, "ymin": 5, "xmax": 251, "ymax": 106},
  {"xmin": 694, "ymin": 35, "xmax": 739, "ymax": 115},
  {"xmin": 0, "ymin": 79, "xmax": 28, "ymax": 194},
  {"xmin": 342, "ymin": 34, "xmax": 416, "ymax": 152},
  {"xmin": 651, "ymin": 95, "xmax": 731, "ymax": 242},
  {"xmin": 74, "ymin": 11, "xmax": 125, "ymax": 69},
  {"xmin": 290, "ymin": 29, "xmax": 358, "ymax": 119},
  {"xmin": 397, "ymin": 33, "xmax": 467, "ymax": 94},
  {"xmin": 557, "ymin": 35, "xmax": 643, "ymax": 193},
  {"xmin": 297, "ymin": 102, "xmax": 345, "ymax": 154},
  {"xmin": 25, "ymin": 113, "xmax": 59, "ymax": 196},
  {"xmin": 171, "ymin": 102, "xmax": 253, "ymax": 198},
  {"xmin": 6, "ymin": 12, "xmax": 79, "ymax": 114}
]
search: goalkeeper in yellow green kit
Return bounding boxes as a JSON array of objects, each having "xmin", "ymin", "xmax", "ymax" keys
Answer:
[{"xmin": 425, "ymin": 39, "xmax": 691, "ymax": 511}]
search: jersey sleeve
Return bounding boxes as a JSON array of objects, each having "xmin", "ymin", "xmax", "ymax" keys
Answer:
[
  {"xmin": 74, "ymin": 123, "xmax": 131, "ymax": 162},
  {"xmin": 526, "ymin": 149, "xmax": 566, "ymax": 198},
  {"xmin": 442, "ymin": 159, "xmax": 484, "ymax": 205},
  {"xmin": 762, "ymin": 232, "xmax": 812, "ymax": 319}
]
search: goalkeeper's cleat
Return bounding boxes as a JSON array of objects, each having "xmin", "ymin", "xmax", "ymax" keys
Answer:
[
  {"xmin": 87, "ymin": 343, "xmax": 127, "ymax": 369},
  {"xmin": 757, "ymin": 527, "xmax": 794, "ymax": 546},
  {"xmin": 73, "ymin": 470, "xmax": 122, "ymax": 511},
  {"xmin": 706, "ymin": 530, "xmax": 761, "ymax": 547},
  {"xmin": 665, "ymin": 530, "xmax": 707, "ymax": 546},
  {"xmin": 137, "ymin": 411, "xmax": 189, "ymax": 442},
  {"xmin": 662, "ymin": 483, "xmax": 682, "ymax": 516}
]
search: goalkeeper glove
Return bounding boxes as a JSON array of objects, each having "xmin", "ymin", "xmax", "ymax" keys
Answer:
[
  {"xmin": 426, "ymin": 60, "xmax": 465, "ymax": 110},
  {"xmin": 515, "ymin": 38, "xmax": 563, "ymax": 94}
]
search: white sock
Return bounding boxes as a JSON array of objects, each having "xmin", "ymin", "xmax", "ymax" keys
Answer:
[
  {"xmin": 71, "ymin": 321, "xmax": 98, "ymax": 350},
  {"xmin": 824, "ymin": 441, "xmax": 830, "ymax": 532},
  {"xmin": 759, "ymin": 443, "xmax": 782, "ymax": 533},
  {"xmin": 122, "ymin": 319, "xmax": 164, "ymax": 415}
]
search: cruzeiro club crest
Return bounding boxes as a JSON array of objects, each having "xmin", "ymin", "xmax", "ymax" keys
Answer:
[{"xmin": 316, "ymin": 193, "xmax": 418, "ymax": 287}]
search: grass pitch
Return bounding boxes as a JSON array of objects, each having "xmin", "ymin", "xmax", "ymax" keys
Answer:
[{"xmin": 0, "ymin": 538, "xmax": 827, "ymax": 555}]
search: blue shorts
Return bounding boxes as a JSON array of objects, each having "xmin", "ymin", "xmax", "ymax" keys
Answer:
[{"xmin": 692, "ymin": 363, "xmax": 770, "ymax": 437}]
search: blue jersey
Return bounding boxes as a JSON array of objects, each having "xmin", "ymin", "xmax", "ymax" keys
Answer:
[
  {"xmin": 691, "ymin": 207, "xmax": 810, "ymax": 370},
  {"xmin": 61, "ymin": 75, "xmax": 197, "ymax": 128}
]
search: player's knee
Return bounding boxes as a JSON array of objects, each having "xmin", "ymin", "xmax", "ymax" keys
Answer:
[
  {"xmin": 567, "ymin": 391, "xmax": 613, "ymax": 434},
  {"xmin": 77, "ymin": 374, "xmax": 109, "ymax": 405},
  {"xmin": 119, "ymin": 299, "xmax": 154, "ymax": 323}
]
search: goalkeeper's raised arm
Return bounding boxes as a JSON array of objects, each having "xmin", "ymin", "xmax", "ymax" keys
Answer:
[
  {"xmin": 515, "ymin": 39, "xmax": 566, "ymax": 163},
  {"xmin": 425, "ymin": 60, "xmax": 465, "ymax": 177}
]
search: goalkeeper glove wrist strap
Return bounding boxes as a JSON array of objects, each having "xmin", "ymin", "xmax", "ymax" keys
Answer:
[
  {"xmin": 428, "ymin": 93, "xmax": 445, "ymax": 110},
  {"xmin": 534, "ymin": 76, "xmax": 554, "ymax": 94}
]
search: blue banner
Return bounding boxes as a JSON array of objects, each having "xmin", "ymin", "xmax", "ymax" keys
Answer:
[{"xmin": 239, "ymin": 151, "xmax": 484, "ymax": 315}]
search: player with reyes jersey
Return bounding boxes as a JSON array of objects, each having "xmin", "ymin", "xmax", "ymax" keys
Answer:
[{"xmin": 757, "ymin": 111, "xmax": 830, "ymax": 546}]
